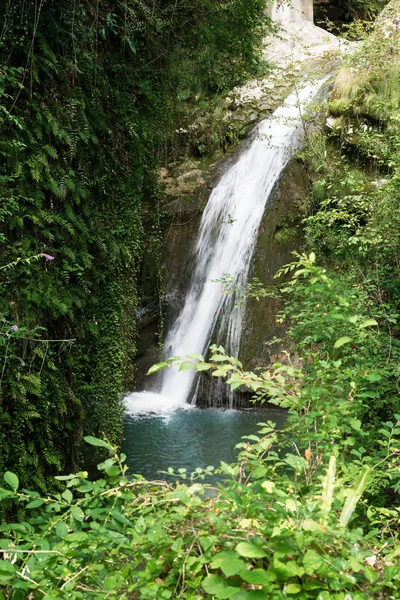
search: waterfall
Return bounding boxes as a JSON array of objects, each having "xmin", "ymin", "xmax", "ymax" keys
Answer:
[
  {"xmin": 270, "ymin": 0, "xmax": 313, "ymax": 22},
  {"xmin": 125, "ymin": 79, "xmax": 325, "ymax": 416}
]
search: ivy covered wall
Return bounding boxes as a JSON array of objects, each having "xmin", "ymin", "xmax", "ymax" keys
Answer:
[{"xmin": 0, "ymin": 0, "xmax": 270, "ymax": 489}]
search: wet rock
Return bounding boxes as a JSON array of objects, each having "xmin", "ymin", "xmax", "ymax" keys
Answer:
[{"xmin": 239, "ymin": 158, "xmax": 309, "ymax": 371}]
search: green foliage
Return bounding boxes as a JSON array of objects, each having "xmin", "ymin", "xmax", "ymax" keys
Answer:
[
  {"xmin": 1, "ymin": 431, "xmax": 400, "ymax": 598},
  {"xmin": 290, "ymin": 0, "xmax": 400, "ymax": 517},
  {"xmin": 315, "ymin": 0, "xmax": 389, "ymax": 33},
  {"xmin": 0, "ymin": 0, "xmax": 271, "ymax": 488}
]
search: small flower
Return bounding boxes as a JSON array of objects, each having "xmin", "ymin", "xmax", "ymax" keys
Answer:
[
  {"xmin": 39, "ymin": 253, "xmax": 55, "ymax": 261},
  {"xmin": 10, "ymin": 325, "xmax": 18, "ymax": 331}
]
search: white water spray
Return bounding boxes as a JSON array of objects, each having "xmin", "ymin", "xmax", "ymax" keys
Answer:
[
  {"xmin": 271, "ymin": 0, "xmax": 313, "ymax": 22},
  {"xmin": 125, "ymin": 80, "xmax": 325, "ymax": 416}
]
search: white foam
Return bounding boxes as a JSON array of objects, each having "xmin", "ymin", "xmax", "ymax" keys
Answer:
[{"xmin": 124, "ymin": 391, "xmax": 195, "ymax": 417}]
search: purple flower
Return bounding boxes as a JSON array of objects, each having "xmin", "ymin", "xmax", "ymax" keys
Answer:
[
  {"xmin": 10, "ymin": 325, "xmax": 18, "ymax": 331},
  {"xmin": 40, "ymin": 253, "xmax": 55, "ymax": 261}
]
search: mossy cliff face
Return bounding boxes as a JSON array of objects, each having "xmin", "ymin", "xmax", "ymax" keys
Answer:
[{"xmin": 239, "ymin": 159, "xmax": 309, "ymax": 371}]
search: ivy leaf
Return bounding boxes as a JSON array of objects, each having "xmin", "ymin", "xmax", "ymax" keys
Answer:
[
  {"xmin": 4, "ymin": 471, "xmax": 19, "ymax": 492},
  {"xmin": 235, "ymin": 541, "xmax": 267, "ymax": 558},
  {"xmin": 333, "ymin": 336, "xmax": 352, "ymax": 349},
  {"xmin": 210, "ymin": 551, "xmax": 246, "ymax": 577}
]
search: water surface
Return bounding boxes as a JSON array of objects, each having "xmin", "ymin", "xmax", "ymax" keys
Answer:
[{"xmin": 122, "ymin": 406, "xmax": 287, "ymax": 481}]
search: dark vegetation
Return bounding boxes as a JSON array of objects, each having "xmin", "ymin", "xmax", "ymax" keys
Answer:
[
  {"xmin": 0, "ymin": 0, "xmax": 269, "ymax": 490},
  {"xmin": 315, "ymin": 0, "xmax": 389, "ymax": 29}
]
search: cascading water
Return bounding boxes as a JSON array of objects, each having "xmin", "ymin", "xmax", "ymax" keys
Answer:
[
  {"xmin": 270, "ymin": 0, "xmax": 313, "ymax": 22},
  {"xmin": 125, "ymin": 79, "xmax": 326, "ymax": 416}
]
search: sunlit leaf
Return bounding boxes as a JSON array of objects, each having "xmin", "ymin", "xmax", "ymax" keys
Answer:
[
  {"xmin": 4, "ymin": 471, "xmax": 18, "ymax": 492},
  {"xmin": 333, "ymin": 336, "xmax": 352, "ymax": 349}
]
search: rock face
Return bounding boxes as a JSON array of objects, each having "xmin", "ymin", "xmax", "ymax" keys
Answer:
[{"xmin": 239, "ymin": 158, "xmax": 309, "ymax": 371}]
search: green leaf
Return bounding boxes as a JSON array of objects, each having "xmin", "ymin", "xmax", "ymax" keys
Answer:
[
  {"xmin": 359, "ymin": 319, "xmax": 378, "ymax": 328},
  {"xmin": 202, "ymin": 574, "xmax": 240, "ymax": 599},
  {"xmin": 187, "ymin": 353, "xmax": 204, "ymax": 361},
  {"xmin": 303, "ymin": 550, "xmax": 324, "ymax": 575},
  {"xmin": 286, "ymin": 584, "xmax": 302, "ymax": 594},
  {"xmin": 62, "ymin": 489, "xmax": 73, "ymax": 503},
  {"xmin": 71, "ymin": 506, "xmax": 84, "ymax": 522},
  {"xmin": 239, "ymin": 568, "xmax": 271, "ymax": 585},
  {"xmin": 105, "ymin": 465, "xmax": 120, "ymax": 477},
  {"xmin": 339, "ymin": 466, "xmax": 371, "ymax": 527},
  {"xmin": 199, "ymin": 535, "xmax": 214, "ymax": 551},
  {"xmin": 210, "ymin": 551, "xmax": 246, "ymax": 577},
  {"xmin": 179, "ymin": 361, "xmax": 195, "ymax": 371},
  {"xmin": 364, "ymin": 372, "xmax": 382, "ymax": 383},
  {"xmin": 75, "ymin": 482, "xmax": 94, "ymax": 493},
  {"xmin": 350, "ymin": 419, "xmax": 362, "ymax": 431},
  {"xmin": 26, "ymin": 499, "xmax": 45, "ymax": 509},
  {"xmin": 103, "ymin": 573, "xmax": 125, "ymax": 591},
  {"xmin": 274, "ymin": 557, "xmax": 302, "ymax": 579},
  {"xmin": 83, "ymin": 436, "xmax": 114, "ymax": 451},
  {"xmin": 235, "ymin": 541, "xmax": 267, "ymax": 558},
  {"xmin": 363, "ymin": 565, "xmax": 378, "ymax": 583},
  {"xmin": 213, "ymin": 368, "xmax": 230, "ymax": 377},
  {"xmin": 196, "ymin": 363, "xmax": 212, "ymax": 372},
  {"xmin": 320, "ymin": 455, "xmax": 336, "ymax": 525},
  {"xmin": 56, "ymin": 521, "xmax": 69, "ymax": 539},
  {"xmin": 66, "ymin": 532, "xmax": 88, "ymax": 542},
  {"xmin": 147, "ymin": 362, "xmax": 168, "ymax": 375},
  {"xmin": 112, "ymin": 510, "xmax": 132, "ymax": 526},
  {"xmin": 0, "ymin": 560, "xmax": 16, "ymax": 579},
  {"xmin": 233, "ymin": 592, "xmax": 268, "ymax": 600},
  {"xmin": 4, "ymin": 471, "xmax": 19, "ymax": 492},
  {"xmin": 333, "ymin": 336, "xmax": 352, "ymax": 349}
]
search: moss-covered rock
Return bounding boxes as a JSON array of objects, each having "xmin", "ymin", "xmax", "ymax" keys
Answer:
[{"xmin": 239, "ymin": 159, "xmax": 309, "ymax": 371}]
